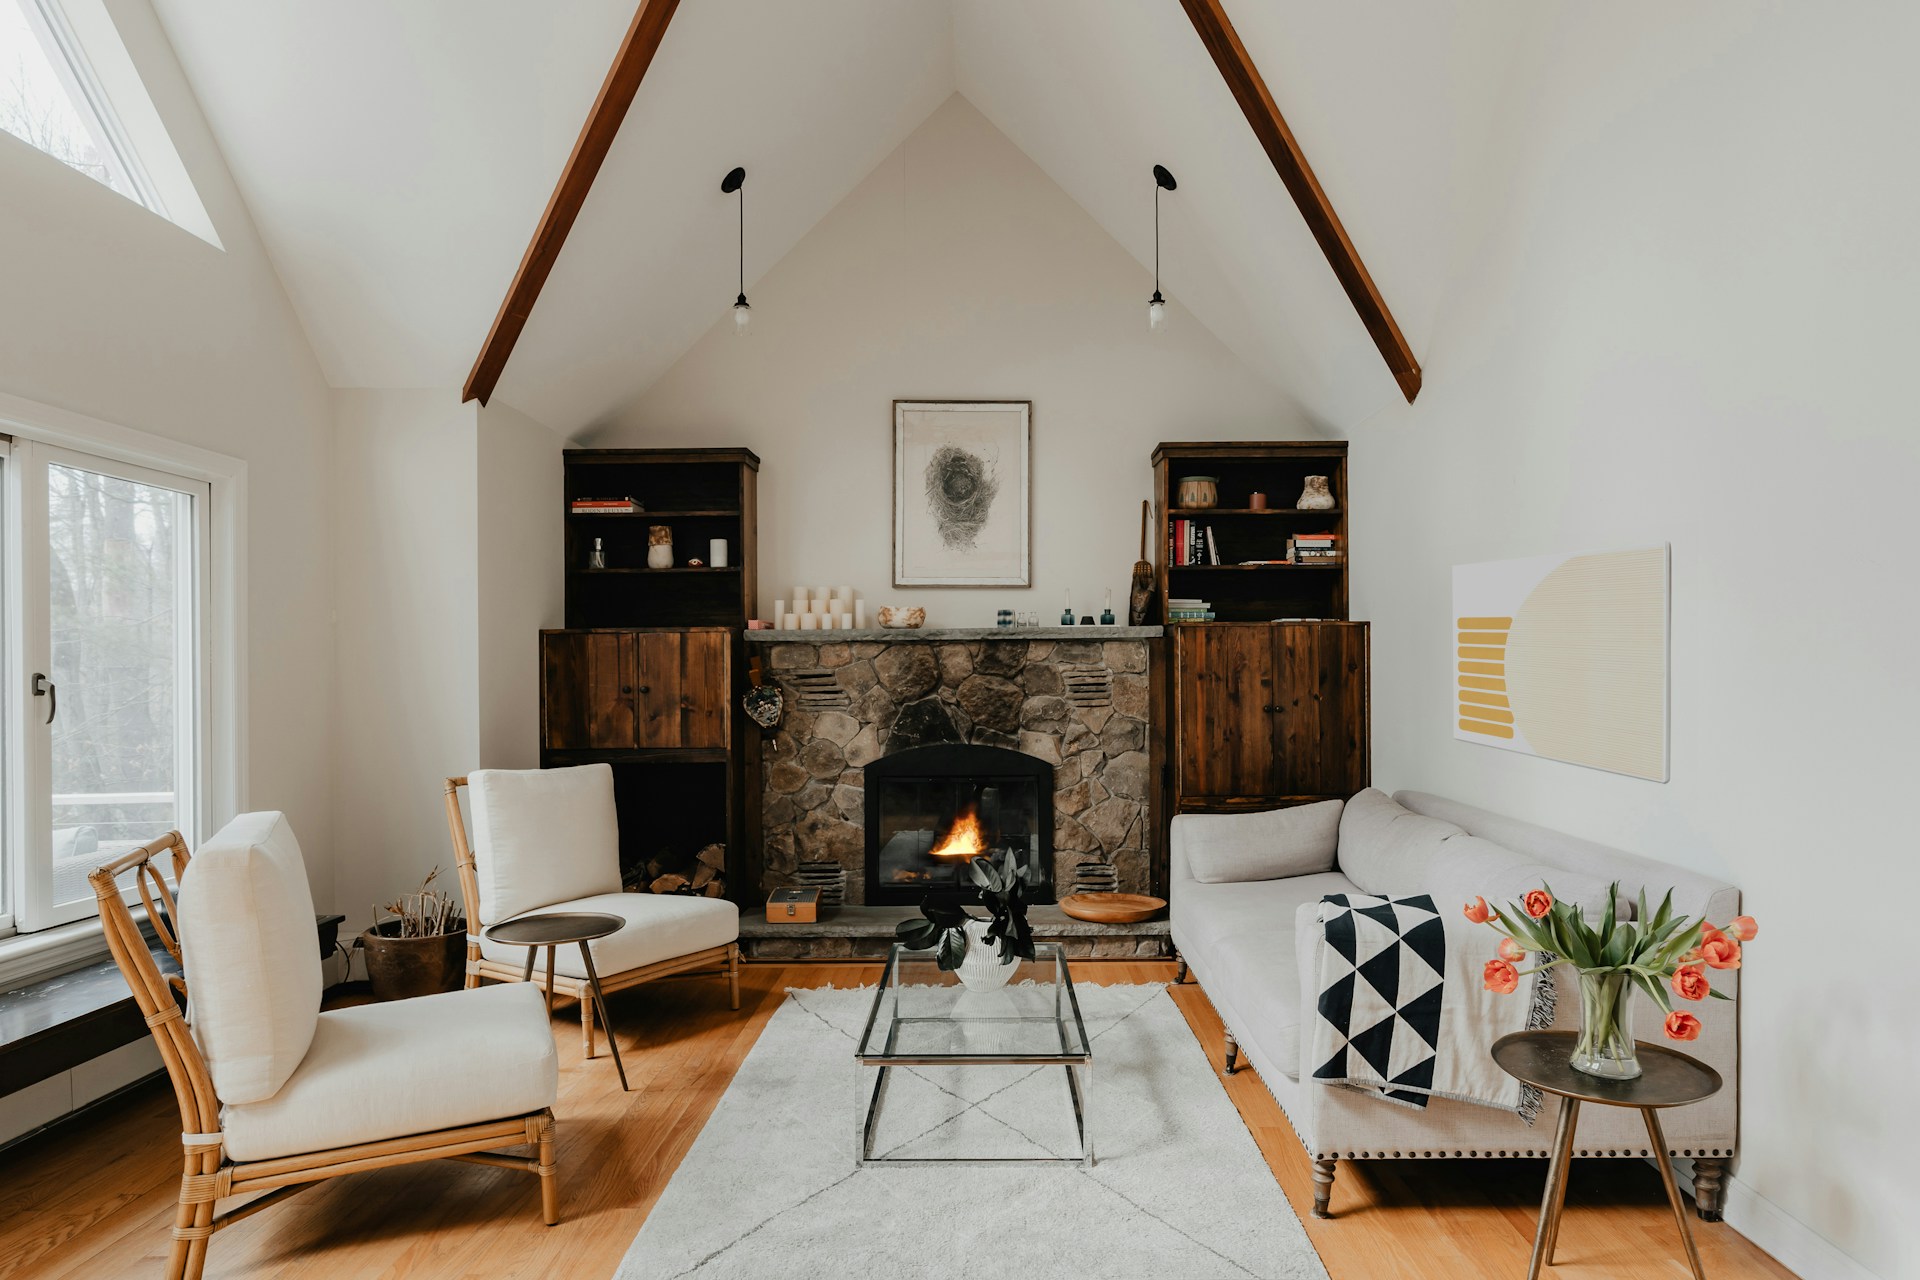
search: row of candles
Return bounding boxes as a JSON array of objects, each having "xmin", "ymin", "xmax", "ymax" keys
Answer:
[{"xmin": 774, "ymin": 588, "xmax": 864, "ymax": 630}]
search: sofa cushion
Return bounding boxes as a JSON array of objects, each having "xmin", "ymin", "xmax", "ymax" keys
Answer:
[
  {"xmin": 469, "ymin": 765, "xmax": 622, "ymax": 925},
  {"xmin": 1181, "ymin": 800, "xmax": 1344, "ymax": 884},
  {"xmin": 1423, "ymin": 835, "xmax": 1629, "ymax": 924},
  {"xmin": 1174, "ymin": 870, "xmax": 1361, "ymax": 1079},
  {"xmin": 220, "ymin": 981, "xmax": 557, "ymax": 1162},
  {"xmin": 1336, "ymin": 788, "xmax": 1466, "ymax": 898},
  {"xmin": 178, "ymin": 812, "xmax": 323, "ymax": 1105},
  {"xmin": 479, "ymin": 891, "xmax": 739, "ymax": 978}
]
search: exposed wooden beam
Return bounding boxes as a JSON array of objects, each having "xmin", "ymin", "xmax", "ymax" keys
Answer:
[
  {"xmin": 463, "ymin": 0, "xmax": 682, "ymax": 405},
  {"xmin": 1176, "ymin": 0, "xmax": 1422, "ymax": 402}
]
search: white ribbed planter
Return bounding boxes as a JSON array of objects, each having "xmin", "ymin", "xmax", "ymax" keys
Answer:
[{"xmin": 955, "ymin": 920, "xmax": 1016, "ymax": 991}]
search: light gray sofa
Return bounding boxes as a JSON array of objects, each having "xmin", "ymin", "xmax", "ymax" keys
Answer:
[{"xmin": 1170, "ymin": 788, "xmax": 1739, "ymax": 1221}]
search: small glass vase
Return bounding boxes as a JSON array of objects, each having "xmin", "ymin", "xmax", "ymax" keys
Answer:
[{"xmin": 1570, "ymin": 969, "xmax": 1642, "ymax": 1080}]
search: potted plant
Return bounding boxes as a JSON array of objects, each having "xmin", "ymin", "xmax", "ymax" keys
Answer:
[
  {"xmin": 895, "ymin": 851, "xmax": 1041, "ymax": 991},
  {"xmin": 359, "ymin": 866, "xmax": 467, "ymax": 1001},
  {"xmin": 1465, "ymin": 881, "xmax": 1758, "ymax": 1079}
]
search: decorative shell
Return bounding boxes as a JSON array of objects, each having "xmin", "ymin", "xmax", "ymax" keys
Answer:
[{"xmin": 876, "ymin": 606, "xmax": 926, "ymax": 629}]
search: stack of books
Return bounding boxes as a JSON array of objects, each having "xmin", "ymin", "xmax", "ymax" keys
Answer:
[
  {"xmin": 1288, "ymin": 532, "xmax": 1342, "ymax": 564},
  {"xmin": 570, "ymin": 496, "xmax": 643, "ymax": 516},
  {"xmin": 1169, "ymin": 518, "xmax": 1220, "ymax": 565},
  {"xmin": 1166, "ymin": 597, "xmax": 1216, "ymax": 621}
]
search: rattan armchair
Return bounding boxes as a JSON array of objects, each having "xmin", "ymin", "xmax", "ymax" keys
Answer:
[{"xmin": 92, "ymin": 827, "xmax": 559, "ymax": 1280}]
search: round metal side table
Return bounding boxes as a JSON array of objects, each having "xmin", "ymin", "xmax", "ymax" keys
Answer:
[
  {"xmin": 1493, "ymin": 1030, "xmax": 1722, "ymax": 1280},
  {"xmin": 485, "ymin": 911, "xmax": 629, "ymax": 1091}
]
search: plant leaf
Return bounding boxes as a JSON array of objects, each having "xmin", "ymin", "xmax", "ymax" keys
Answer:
[{"xmin": 936, "ymin": 927, "xmax": 967, "ymax": 971}]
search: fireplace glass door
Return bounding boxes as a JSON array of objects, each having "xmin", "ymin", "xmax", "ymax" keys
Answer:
[{"xmin": 863, "ymin": 744, "xmax": 1053, "ymax": 905}]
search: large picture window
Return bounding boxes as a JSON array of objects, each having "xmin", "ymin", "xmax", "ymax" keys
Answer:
[{"xmin": 2, "ymin": 438, "xmax": 209, "ymax": 932}]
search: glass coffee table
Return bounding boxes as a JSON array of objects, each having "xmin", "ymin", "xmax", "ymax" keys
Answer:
[{"xmin": 856, "ymin": 942, "xmax": 1092, "ymax": 1167}]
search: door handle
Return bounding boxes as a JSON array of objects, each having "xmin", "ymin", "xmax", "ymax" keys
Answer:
[{"xmin": 32, "ymin": 673, "xmax": 55, "ymax": 724}]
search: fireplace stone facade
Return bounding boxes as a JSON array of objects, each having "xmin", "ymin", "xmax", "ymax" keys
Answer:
[{"xmin": 749, "ymin": 629, "xmax": 1162, "ymax": 903}]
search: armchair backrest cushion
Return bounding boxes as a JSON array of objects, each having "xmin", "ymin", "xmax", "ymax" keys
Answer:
[
  {"xmin": 468, "ymin": 764, "xmax": 621, "ymax": 925},
  {"xmin": 1182, "ymin": 799, "xmax": 1344, "ymax": 883},
  {"xmin": 176, "ymin": 811, "xmax": 323, "ymax": 1105},
  {"xmin": 1336, "ymin": 788, "xmax": 1466, "ymax": 898}
]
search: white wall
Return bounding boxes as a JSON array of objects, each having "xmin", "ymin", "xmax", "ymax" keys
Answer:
[
  {"xmin": 476, "ymin": 401, "xmax": 565, "ymax": 767},
  {"xmin": 331, "ymin": 392, "xmax": 564, "ymax": 922},
  {"xmin": 593, "ymin": 95, "xmax": 1312, "ymax": 623},
  {"xmin": 1350, "ymin": 7, "xmax": 1920, "ymax": 1278},
  {"xmin": 0, "ymin": 0, "xmax": 336, "ymax": 905}
]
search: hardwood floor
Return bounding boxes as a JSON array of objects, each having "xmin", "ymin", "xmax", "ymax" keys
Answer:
[{"xmin": 0, "ymin": 960, "xmax": 1795, "ymax": 1279}]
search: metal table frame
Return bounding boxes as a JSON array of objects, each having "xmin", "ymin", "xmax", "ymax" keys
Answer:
[{"xmin": 856, "ymin": 943, "xmax": 1092, "ymax": 1168}]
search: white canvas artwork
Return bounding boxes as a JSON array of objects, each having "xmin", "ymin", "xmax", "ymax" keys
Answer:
[
  {"xmin": 1452, "ymin": 544, "xmax": 1670, "ymax": 781},
  {"xmin": 893, "ymin": 401, "xmax": 1030, "ymax": 586}
]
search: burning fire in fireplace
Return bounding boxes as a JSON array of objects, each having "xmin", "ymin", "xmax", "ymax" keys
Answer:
[{"xmin": 928, "ymin": 805, "xmax": 987, "ymax": 859}]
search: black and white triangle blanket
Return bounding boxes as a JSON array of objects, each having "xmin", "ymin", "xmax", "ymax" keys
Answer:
[{"xmin": 1310, "ymin": 893, "xmax": 1551, "ymax": 1121}]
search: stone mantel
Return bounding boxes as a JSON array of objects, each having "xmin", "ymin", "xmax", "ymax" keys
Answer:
[
  {"xmin": 755, "ymin": 631, "xmax": 1162, "ymax": 903},
  {"xmin": 748, "ymin": 627, "xmax": 1163, "ymax": 642}
]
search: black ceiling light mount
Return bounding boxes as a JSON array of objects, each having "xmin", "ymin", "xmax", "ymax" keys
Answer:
[
  {"xmin": 722, "ymin": 166, "xmax": 749, "ymax": 333},
  {"xmin": 1150, "ymin": 164, "xmax": 1177, "ymax": 333}
]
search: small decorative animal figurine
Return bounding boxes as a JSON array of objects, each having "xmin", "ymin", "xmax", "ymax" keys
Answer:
[{"xmin": 876, "ymin": 606, "xmax": 926, "ymax": 629}]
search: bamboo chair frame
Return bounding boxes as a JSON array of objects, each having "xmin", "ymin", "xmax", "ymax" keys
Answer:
[
  {"xmin": 90, "ymin": 832, "xmax": 558, "ymax": 1280},
  {"xmin": 443, "ymin": 777, "xmax": 741, "ymax": 1060}
]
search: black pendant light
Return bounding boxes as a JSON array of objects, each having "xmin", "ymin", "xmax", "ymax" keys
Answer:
[
  {"xmin": 722, "ymin": 166, "xmax": 749, "ymax": 333},
  {"xmin": 1149, "ymin": 164, "xmax": 1177, "ymax": 332}
]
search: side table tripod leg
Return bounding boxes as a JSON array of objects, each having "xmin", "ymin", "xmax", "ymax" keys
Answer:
[
  {"xmin": 1642, "ymin": 1107, "xmax": 1706, "ymax": 1280},
  {"xmin": 578, "ymin": 941, "xmax": 629, "ymax": 1091},
  {"xmin": 1528, "ymin": 1097, "xmax": 1580, "ymax": 1280}
]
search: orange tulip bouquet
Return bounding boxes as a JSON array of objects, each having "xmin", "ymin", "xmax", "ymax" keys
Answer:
[{"xmin": 1464, "ymin": 883, "xmax": 1757, "ymax": 1080}]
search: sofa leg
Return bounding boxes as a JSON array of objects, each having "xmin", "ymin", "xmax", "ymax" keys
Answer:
[
  {"xmin": 1173, "ymin": 950, "xmax": 1188, "ymax": 984},
  {"xmin": 1223, "ymin": 1028, "xmax": 1239, "ymax": 1075},
  {"xmin": 1311, "ymin": 1158, "xmax": 1337, "ymax": 1219},
  {"xmin": 1691, "ymin": 1156, "xmax": 1728, "ymax": 1222}
]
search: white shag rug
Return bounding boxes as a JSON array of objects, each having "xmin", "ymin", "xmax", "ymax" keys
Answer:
[{"xmin": 616, "ymin": 984, "xmax": 1329, "ymax": 1280}]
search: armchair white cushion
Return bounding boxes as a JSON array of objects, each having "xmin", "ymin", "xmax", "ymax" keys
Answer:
[
  {"xmin": 477, "ymin": 890, "xmax": 738, "ymax": 979},
  {"xmin": 221, "ymin": 982, "xmax": 558, "ymax": 1162},
  {"xmin": 469, "ymin": 764, "xmax": 621, "ymax": 923},
  {"xmin": 176, "ymin": 811, "xmax": 323, "ymax": 1104}
]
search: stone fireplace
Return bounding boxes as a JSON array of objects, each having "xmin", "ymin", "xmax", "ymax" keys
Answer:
[
  {"xmin": 748, "ymin": 628, "xmax": 1163, "ymax": 904},
  {"xmin": 864, "ymin": 742, "xmax": 1054, "ymax": 905}
]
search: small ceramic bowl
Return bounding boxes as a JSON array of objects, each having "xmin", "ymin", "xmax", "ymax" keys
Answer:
[{"xmin": 877, "ymin": 606, "xmax": 926, "ymax": 629}]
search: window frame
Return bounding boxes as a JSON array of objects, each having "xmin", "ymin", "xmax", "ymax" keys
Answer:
[{"xmin": 0, "ymin": 390, "xmax": 246, "ymax": 946}]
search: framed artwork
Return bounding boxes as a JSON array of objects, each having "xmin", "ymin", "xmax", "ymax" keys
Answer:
[
  {"xmin": 893, "ymin": 401, "xmax": 1030, "ymax": 586},
  {"xmin": 1452, "ymin": 544, "xmax": 1670, "ymax": 781}
]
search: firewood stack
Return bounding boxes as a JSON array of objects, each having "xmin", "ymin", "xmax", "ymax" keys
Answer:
[{"xmin": 629, "ymin": 843, "xmax": 727, "ymax": 898}]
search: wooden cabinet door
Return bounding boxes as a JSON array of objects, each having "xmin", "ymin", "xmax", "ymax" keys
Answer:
[
  {"xmin": 1175, "ymin": 624, "xmax": 1277, "ymax": 802},
  {"xmin": 633, "ymin": 630, "xmax": 730, "ymax": 749},
  {"xmin": 1271, "ymin": 622, "xmax": 1369, "ymax": 798},
  {"xmin": 543, "ymin": 631, "xmax": 637, "ymax": 750}
]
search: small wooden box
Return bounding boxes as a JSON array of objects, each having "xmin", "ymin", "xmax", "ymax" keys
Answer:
[{"xmin": 766, "ymin": 887, "xmax": 820, "ymax": 923}]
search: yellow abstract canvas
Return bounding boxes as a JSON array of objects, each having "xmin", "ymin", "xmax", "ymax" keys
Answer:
[{"xmin": 1452, "ymin": 545, "xmax": 1669, "ymax": 781}]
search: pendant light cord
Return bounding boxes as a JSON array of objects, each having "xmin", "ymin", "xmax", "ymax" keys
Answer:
[
  {"xmin": 1154, "ymin": 182, "xmax": 1161, "ymax": 293},
  {"xmin": 738, "ymin": 181, "xmax": 746, "ymax": 299}
]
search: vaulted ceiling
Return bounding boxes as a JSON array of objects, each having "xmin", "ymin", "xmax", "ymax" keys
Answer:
[{"xmin": 152, "ymin": 1, "xmax": 1529, "ymax": 433}]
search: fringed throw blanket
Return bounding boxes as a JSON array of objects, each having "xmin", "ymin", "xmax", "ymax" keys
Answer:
[{"xmin": 1310, "ymin": 893, "xmax": 1552, "ymax": 1121}]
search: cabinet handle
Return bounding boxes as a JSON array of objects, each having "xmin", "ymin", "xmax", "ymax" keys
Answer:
[{"xmin": 637, "ymin": 685, "xmax": 651, "ymax": 695}]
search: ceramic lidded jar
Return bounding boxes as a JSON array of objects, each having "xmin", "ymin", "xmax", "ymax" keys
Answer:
[
  {"xmin": 646, "ymin": 524, "xmax": 674, "ymax": 569},
  {"xmin": 1176, "ymin": 475, "xmax": 1219, "ymax": 509},
  {"xmin": 1296, "ymin": 476, "xmax": 1335, "ymax": 510}
]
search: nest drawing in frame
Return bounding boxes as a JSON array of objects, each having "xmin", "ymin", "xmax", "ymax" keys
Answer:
[{"xmin": 893, "ymin": 401, "xmax": 1030, "ymax": 586}]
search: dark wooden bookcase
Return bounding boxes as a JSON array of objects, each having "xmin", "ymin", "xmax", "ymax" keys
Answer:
[
  {"xmin": 1150, "ymin": 442, "xmax": 1368, "ymax": 854},
  {"xmin": 546, "ymin": 448, "xmax": 760, "ymax": 899},
  {"xmin": 1150, "ymin": 441, "xmax": 1349, "ymax": 622}
]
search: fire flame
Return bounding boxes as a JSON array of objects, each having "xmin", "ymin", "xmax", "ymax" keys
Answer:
[{"xmin": 929, "ymin": 807, "xmax": 987, "ymax": 859}]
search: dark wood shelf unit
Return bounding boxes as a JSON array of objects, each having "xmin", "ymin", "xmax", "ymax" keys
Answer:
[
  {"xmin": 1151, "ymin": 441, "xmax": 1349, "ymax": 622},
  {"xmin": 1150, "ymin": 443, "xmax": 1368, "ymax": 869},
  {"xmin": 548, "ymin": 449, "xmax": 762, "ymax": 902}
]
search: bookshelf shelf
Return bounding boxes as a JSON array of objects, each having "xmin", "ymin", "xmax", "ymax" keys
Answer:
[
  {"xmin": 568, "ymin": 567, "xmax": 744, "ymax": 575},
  {"xmin": 1150, "ymin": 441, "xmax": 1350, "ymax": 623},
  {"xmin": 568, "ymin": 507, "xmax": 740, "ymax": 519}
]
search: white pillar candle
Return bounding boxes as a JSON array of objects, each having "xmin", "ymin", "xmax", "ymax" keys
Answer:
[
  {"xmin": 838, "ymin": 585, "xmax": 854, "ymax": 605},
  {"xmin": 839, "ymin": 612, "xmax": 853, "ymax": 629},
  {"xmin": 799, "ymin": 614, "xmax": 817, "ymax": 630},
  {"xmin": 829, "ymin": 595, "xmax": 847, "ymax": 615},
  {"xmin": 782, "ymin": 613, "xmax": 798, "ymax": 630},
  {"xmin": 815, "ymin": 598, "xmax": 833, "ymax": 615},
  {"xmin": 854, "ymin": 601, "xmax": 866, "ymax": 628},
  {"xmin": 709, "ymin": 538, "xmax": 729, "ymax": 568},
  {"xmin": 793, "ymin": 586, "xmax": 809, "ymax": 608},
  {"xmin": 774, "ymin": 598, "xmax": 788, "ymax": 621}
]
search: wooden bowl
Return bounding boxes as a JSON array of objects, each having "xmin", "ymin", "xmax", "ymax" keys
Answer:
[{"xmin": 1059, "ymin": 893, "xmax": 1166, "ymax": 924}]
